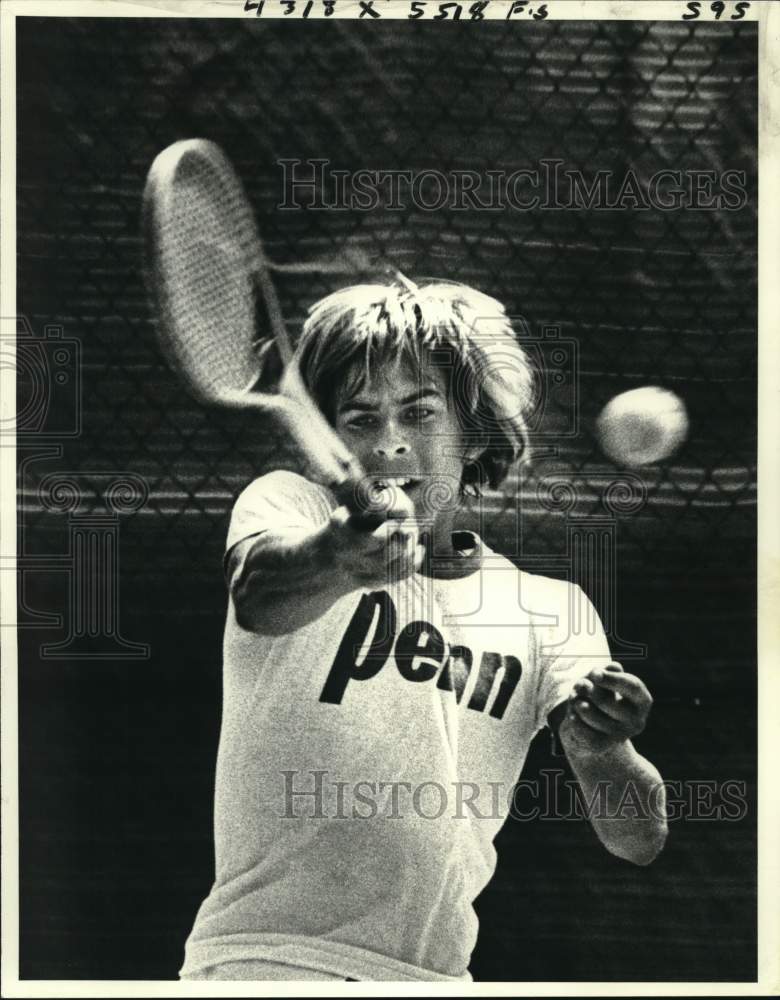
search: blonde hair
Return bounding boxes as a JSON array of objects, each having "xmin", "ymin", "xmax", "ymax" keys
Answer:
[{"xmin": 295, "ymin": 277, "xmax": 536, "ymax": 493}]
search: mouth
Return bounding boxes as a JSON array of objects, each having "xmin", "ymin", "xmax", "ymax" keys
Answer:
[{"xmin": 371, "ymin": 476, "xmax": 421, "ymax": 495}]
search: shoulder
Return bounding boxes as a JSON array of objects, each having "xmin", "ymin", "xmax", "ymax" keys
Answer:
[
  {"xmin": 479, "ymin": 542, "xmax": 582, "ymax": 611},
  {"xmin": 225, "ymin": 470, "xmax": 337, "ymax": 560},
  {"xmin": 479, "ymin": 549, "xmax": 595, "ymax": 634},
  {"xmin": 233, "ymin": 470, "xmax": 337, "ymax": 522},
  {"xmin": 518, "ymin": 570, "xmax": 581, "ymax": 606}
]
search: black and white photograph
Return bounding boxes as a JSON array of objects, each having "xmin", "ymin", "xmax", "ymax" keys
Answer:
[{"xmin": 2, "ymin": 0, "xmax": 776, "ymax": 992}]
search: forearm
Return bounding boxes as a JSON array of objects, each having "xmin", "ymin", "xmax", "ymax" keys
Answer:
[
  {"xmin": 562, "ymin": 736, "xmax": 668, "ymax": 865},
  {"xmin": 232, "ymin": 524, "xmax": 351, "ymax": 634}
]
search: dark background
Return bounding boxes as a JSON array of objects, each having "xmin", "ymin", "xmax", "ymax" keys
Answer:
[{"xmin": 16, "ymin": 16, "xmax": 756, "ymax": 981}]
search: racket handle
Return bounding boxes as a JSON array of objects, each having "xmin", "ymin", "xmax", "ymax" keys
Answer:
[{"xmin": 332, "ymin": 480, "xmax": 388, "ymax": 532}]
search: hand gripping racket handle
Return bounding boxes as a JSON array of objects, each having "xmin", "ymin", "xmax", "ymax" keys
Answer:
[{"xmin": 332, "ymin": 481, "xmax": 388, "ymax": 532}]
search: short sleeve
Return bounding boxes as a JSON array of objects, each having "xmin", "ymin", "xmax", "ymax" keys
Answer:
[
  {"xmin": 533, "ymin": 580, "xmax": 613, "ymax": 731},
  {"xmin": 225, "ymin": 470, "xmax": 336, "ymax": 558}
]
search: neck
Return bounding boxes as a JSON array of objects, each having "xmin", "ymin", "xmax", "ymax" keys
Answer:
[
  {"xmin": 419, "ymin": 513, "xmax": 480, "ymax": 579},
  {"xmin": 430, "ymin": 510, "xmax": 457, "ymax": 554}
]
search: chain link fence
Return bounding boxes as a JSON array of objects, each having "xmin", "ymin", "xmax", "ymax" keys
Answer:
[
  {"xmin": 16, "ymin": 15, "xmax": 756, "ymax": 981},
  {"xmin": 18, "ymin": 15, "xmax": 757, "ymax": 686}
]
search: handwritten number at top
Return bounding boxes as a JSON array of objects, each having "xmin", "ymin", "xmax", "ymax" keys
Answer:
[{"xmin": 682, "ymin": 1, "xmax": 751, "ymax": 19}]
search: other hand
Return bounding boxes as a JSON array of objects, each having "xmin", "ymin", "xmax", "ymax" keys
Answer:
[{"xmin": 559, "ymin": 662, "xmax": 653, "ymax": 758}]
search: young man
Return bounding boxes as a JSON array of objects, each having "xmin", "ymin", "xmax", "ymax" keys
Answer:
[{"xmin": 179, "ymin": 279, "xmax": 667, "ymax": 983}]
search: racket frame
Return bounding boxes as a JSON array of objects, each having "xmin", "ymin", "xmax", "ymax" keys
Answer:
[{"xmin": 143, "ymin": 138, "xmax": 368, "ymax": 503}]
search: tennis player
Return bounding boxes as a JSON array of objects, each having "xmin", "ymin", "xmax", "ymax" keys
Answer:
[{"xmin": 179, "ymin": 279, "xmax": 668, "ymax": 983}]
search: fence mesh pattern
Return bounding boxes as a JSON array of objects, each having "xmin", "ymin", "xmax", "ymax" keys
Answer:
[
  {"xmin": 18, "ymin": 16, "xmax": 757, "ymax": 558},
  {"xmin": 16, "ymin": 16, "xmax": 756, "ymax": 982}
]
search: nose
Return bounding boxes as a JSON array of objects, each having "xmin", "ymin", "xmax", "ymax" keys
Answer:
[{"xmin": 373, "ymin": 441, "xmax": 410, "ymax": 458}]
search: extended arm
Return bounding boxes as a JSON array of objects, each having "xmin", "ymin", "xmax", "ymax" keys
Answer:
[
  {"xmin": 230, "ymin": 497, "xmax": 423, "ymax": 636},
  {"xmin": 230, "ymin": 522, "xmax": 348, "ymax": 635},
  {"xmin": 555, "ymin": 664, "xmax": 668, "ymax": 866}
]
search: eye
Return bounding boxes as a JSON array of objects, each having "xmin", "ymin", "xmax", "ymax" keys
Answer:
[
  {"xmin": 345, "ymin": 413, "xmax": 378, "ymax": 430},
  {"xmin": 403, "ymin": 405, "xmax": 436, "ymax": 423}
]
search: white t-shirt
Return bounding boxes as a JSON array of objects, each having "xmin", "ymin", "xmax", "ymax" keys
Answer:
[{"xmin": 179, "ymin": 471, "xmax": 612, "ymax": 982}]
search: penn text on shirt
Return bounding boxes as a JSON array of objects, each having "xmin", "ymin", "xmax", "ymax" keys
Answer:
[{"xmin": 178, "ymin": 278, "xmax": 668, "ymax": 983}]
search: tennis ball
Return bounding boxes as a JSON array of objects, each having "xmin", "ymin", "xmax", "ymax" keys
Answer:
[{"xmin": 596, "ymin": 387, "xmax": 689, "ymax": 467}]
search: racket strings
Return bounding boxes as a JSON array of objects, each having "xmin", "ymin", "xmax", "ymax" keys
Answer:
[
  {"xmin": 157, "ymin": 154, "xmax": 263, "ymax": 397},
  {"xmin": 146, "ymin": 139, "xmax": 368, "ymax": 493}
]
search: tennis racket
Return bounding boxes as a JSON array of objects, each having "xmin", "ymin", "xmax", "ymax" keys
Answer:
[{"xmin": 142, "ymin": 138, "xmax": 377, "ymax": 521}]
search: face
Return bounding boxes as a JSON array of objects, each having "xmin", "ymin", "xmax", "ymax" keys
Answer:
[{"xmin": 334, "ymin": 359, "xmax": 476, "ymax": 534}]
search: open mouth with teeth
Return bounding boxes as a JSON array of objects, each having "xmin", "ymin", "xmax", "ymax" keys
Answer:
[{"xmin": 372, "ymin": 476, "xmax": 420, "ymax": 494}]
